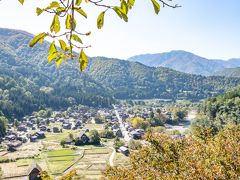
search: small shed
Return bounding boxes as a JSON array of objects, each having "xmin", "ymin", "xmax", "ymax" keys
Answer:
[{"xmin": 28, "ymin": 163, "xmax": 42, "ymax": 180}]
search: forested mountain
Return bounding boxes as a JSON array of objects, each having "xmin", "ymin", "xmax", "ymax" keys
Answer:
[
  {"xmin": 128, "ymin": 51, "xmax": 240, "ymax": 76},
  {"xmin": 0, "ymin": 28, "xmax": 114, "ymax": 120},
  {"xmin": 1, "ymin": 28, "xmax": 240, "ymax": 120},
  {"xmin": 214, "ymin": 67, "xmax": 240, "ymax": 77},
  {"xmin": 88, "ymin": 57, "xmax": 240, "ymax": 100}
]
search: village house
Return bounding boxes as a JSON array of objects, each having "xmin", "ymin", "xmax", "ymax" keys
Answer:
[
  {"xmin": 39, "ymin": 125, "xmax": 47, "ymax": 131},
  {"xmin": 62, "ymin": 123, "xmax": 72, "ymax": 130},
  {"xmin": 53, "ymin": 127, "xmax": 60, "ymax": 133},
  {"xmin": 119, "ymin": 146, "xmax": 129, "ymax": 156},
  {"xmin": 27, "ymin": 121, "xmax": 33, "ymax": 127},
  {"xmin": 130, "ymin": 130, "xmax": 142, "ymax": 139},
  {"xmin": 65, "ymin": 139, "xmax": 73, "ymax": 145},
  {"xmin": 27, "ymin": 163, "xmax": 42, "ymax": 180},
  {"xmin": 5, "ymin": 134, "xmax": 17, "ymax": 141},
  {"xmin": 113, "ymin": 129, "xmax": 123, "ymax": 138},
  {"xmin": 58, "ymin": 118, "xmax": 65, "ymax": 122},
  {"xmin": 78, "ymin": 131, "xmax": 89, "ymax": 144},
  {"xmin": 111, "ymin": 123, "xmax": 120, "ymax": 130},
  {"xmin": 30, "ymin": 135, "xmax": 38, "ymax": 142},
  {"xmin": 36, "ymin": 131, "xmax": 45, "ymax": 139},
  {"xmin": 7, "ymin": 140, "xmax": 22, "ymax": 151},
  {"xmin": 17, "ymin": 125, "xmax": 27, "ymax": 132},
  {"xmin": 48, "ymin": 117, "xmax": 55, "ymax": 123}
]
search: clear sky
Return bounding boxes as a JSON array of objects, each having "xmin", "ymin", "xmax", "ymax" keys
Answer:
[{"xmin": 0, "ymin": 0, "xmax": 239, "ymax": 60}]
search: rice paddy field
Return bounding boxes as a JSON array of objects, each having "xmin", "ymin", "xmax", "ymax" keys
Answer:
[{"xmin": 0, "ymin": 123, "xmax": 129, "ymax": 179}]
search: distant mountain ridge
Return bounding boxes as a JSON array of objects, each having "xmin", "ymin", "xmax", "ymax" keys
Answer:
[{"xmin": 128, "ymin": 51, "xmax": 240, "ymax": 76}]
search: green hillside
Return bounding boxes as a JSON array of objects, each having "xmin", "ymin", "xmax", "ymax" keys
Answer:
[
  {"xmin": 0, "ymin": 28, "xmax": 114, "ymax": 119},
  {"xmin": 1, "ymin": 28, "xmax": 240, "ymax": 120},
  {"xmin": 88, "ymin": 57, "xmax": 240, "ymax": 100}
]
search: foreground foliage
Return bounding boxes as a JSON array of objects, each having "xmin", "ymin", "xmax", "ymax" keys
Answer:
[
  {"xmin": 192, "ymin": 86, "xmax": 240, "ymax": 134},
  {"xmin": 104, "ymin": 125, "xmax": 240, "ymax": 179}
]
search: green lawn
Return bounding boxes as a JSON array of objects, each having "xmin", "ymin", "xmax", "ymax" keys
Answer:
[{"xmin": 47, "ymin": 149, "xmax": 76, "ymax": 157}]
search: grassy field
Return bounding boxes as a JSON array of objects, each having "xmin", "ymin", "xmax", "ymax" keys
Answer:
[
  {"xmin": 16, "ymin": 158, "xmax": 33, "ymax": 167},
  {"xmin": 85, "ymin": 123, "xmax": 104, "ymax": 132},
  {"xmin": 44, "ymin": 149, "xmax": 82, "ymax": 175},
  {"xmin": 44, "ymin": 129, "xmax": 81, "ymax": 141}
]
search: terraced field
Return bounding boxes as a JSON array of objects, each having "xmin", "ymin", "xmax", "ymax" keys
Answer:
[{"xmin": 74, "ymin": 148, "xmax": 113, "ymax": 179}]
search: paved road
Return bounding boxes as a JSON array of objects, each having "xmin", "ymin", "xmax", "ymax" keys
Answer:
[{"xmin": 113, "ymin": 106, "xmax": 131, "ymax": 142}]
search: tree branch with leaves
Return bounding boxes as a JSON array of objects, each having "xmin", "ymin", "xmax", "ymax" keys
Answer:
[{"xmin": 18, "ymin": 0, "xmax": 180, "ymax": 71}]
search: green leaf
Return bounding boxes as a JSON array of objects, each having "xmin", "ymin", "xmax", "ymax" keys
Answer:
[
  {"xmin": 97, "ymin": 11, "xmax": 105, "ymax": 29},
  {"xmin": 48, "ymin": 52, "xmax": 57, "ymax": 63},
  {"xmin": 75, "ymin": 8, "xmax": 87, "ymax": 18},
  {"xmin": 56, "ymin": 7, "xmax": 65, "ymax": 13},
  {"xmin": 121, "ymin": 0, "xmax": 128, "ymax": 14},
  {"xmin": 113, "ymin": 7, "xmax": 128, "ymax": 22},
  {"xmin": 151, "ymin": 0, "xmax": 160, "ymax": 14},
  {"xmin": 72, "ymin": 34, "xmax": 82, "ymax": 44},
  {"xmin": 49, "ymin": 1, "xmax": 60, "ymax": 8},
  {"xmin": 65, "ymin": 14, "xmax": 72, "ymax": 29},
  {"xmin": 36, "ymin": 8, "xmax": 43, "ymax": 16},
  {"xmin": 55, "ymin": 57, "xmax": 63, "ymax": 68},
  {"xmin": 127, "ymin": 0, "xmax": 135, "ymax": 9},
  {"xmin": 75, "ymin": 0, "xmax": 82, "ymax": 6},
  {"xmin": 29, "ymin": 33, "xmax": 46, "ymax": 47},
  {"xmin": 113, "ymin": 7, "xmax": 122, "ymax": 19},
  {"xmin": 59, "ymin": 40, "xmax": 67, "ymax": 51},
  {"xmin": 18, "ymin": 0, "xmax": 24, "ymax": 5},
  {"xmin": 49, "ymin": 41, "xmax": 57, "ymax": 55},
  {"xmin": 50, "ymin": 15, "xmax": 61, "ymax": 33},
  {"xmin": 79, "ymin": 49, "xmax": 88, "ymax": 71}
]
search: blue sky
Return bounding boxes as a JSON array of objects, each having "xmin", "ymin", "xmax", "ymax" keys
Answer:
[{"xmin": 0, "ymin": 0, "xmax": 239, "ymax": 59}]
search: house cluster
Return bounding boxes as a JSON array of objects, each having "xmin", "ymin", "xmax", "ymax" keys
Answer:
[{"xmin": 1, "ymin": 106, "xmax": 102, "ymax": 151}]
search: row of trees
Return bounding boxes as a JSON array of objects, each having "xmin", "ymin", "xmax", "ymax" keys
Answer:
[{"xmin": 129, "ymin": 107, "xmax": 187, "ymax": 130}]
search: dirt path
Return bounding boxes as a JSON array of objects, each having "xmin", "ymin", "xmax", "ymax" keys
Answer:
[{"xmin": 109, "ymin": 147, "xmax": 116, "ymax": 167}]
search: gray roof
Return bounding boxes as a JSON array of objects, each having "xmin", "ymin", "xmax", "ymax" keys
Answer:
[
  {"xmin": 27, "ymin": 163, "xmax": 42, "ymax": 175},
  {"xmin": 119, "ymin": 146, "xmax": 128, "ymax": 152}
]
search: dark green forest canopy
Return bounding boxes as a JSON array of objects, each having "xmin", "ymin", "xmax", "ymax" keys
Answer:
[{"xmin": 0, "ymin": 28, "xmax": 240, "ymax": 120}]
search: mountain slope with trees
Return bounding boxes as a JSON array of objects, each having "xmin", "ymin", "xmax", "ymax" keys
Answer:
[
  {"xmin": 0, "ymin": 28, "xmax": 114, "ymax": 120},
  {"xmin": 1, "ymin": 28, "xmax": 240, "ymax": 120},
  {"xmin": 214, "ymin": 67, "xmax": 240, "ymax": 77},
  {"xmin": 88, "ymin": 56, "xmax": 240, "ymax": 100}
]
